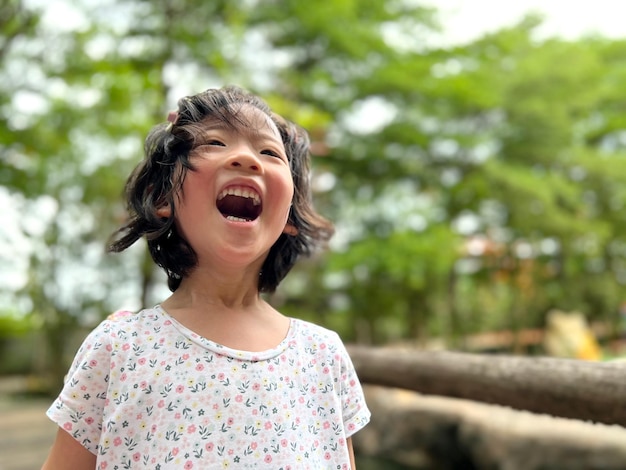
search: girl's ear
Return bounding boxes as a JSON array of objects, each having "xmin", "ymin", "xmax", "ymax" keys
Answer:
[
  {"xmin": 283, "ymin": 223, "xmax": 298, "ymax": 236},
  {"xmin": 156, "ymin": 202, "xmax": 171, "ymax": 218}
]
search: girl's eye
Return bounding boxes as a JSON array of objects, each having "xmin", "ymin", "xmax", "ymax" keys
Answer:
[
  {"xmin": 208, "ymin": 140, "xmax": 225, "ymax": 146},
  {"xmin": 261, "ymin": 149, "xmax": 283, "ymax": 159}
]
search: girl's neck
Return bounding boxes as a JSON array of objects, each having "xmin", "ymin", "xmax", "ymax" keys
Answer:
[
  {"xmin": 159, "ymin": 270, "xmax": 289, "ymax": 352},
  {"xmin": 164, "ymin": 268, "xmax": 263, "ymax": 311}
]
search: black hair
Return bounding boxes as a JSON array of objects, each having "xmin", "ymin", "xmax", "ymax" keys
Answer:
[{"xmin": 108, "ymin": 86, "xmax": 333, "ymax": 292}]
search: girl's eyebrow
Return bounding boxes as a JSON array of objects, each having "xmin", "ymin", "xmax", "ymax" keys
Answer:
[{"xmin": 201, "ymin": 120, "xmax": 282, "ymax": 145}]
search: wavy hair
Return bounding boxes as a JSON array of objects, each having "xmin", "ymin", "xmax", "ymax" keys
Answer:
[{"xmin": 108, "ymin": 86, "xmax": 334, "ymax": 292}]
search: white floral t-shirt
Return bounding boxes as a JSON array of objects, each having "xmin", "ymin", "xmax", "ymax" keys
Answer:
[{"xmin": 47, "ymin": 306, "xmax": 370, "ymax": 469}]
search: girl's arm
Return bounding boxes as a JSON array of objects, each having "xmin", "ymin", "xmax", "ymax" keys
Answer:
[
  {"xmin": 41, "ymin": 428, "xmax": 96, "ymax": 470},
  {"xmin": 348, "ymin": 437, "xmax": 357, "ymax": 469}
]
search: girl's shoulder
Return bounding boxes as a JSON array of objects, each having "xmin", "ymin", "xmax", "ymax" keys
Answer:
[
  {"xmin": 97, "ymin": 306, "xmax": 164, "ymax": 336},
  {"xmin": 105, "ymin": 306, "xmax": 162, "ymax": 323},
  {"xmin": 290, "ymin": 318, "xmax": 345, "ymax": 346},
  {"xmin": 106, "ymin": 309, "xmax": 137, "ymax": 321}
]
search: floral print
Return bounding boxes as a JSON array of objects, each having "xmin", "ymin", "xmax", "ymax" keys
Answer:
[{"xmin": 47, "ymin": 306, "xmax": 370, "ymax": 469}]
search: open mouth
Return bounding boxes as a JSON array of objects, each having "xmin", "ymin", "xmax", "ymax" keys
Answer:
[{"xmin": 217, "ymin": 186, "xmax": 262, "ymax": 222}]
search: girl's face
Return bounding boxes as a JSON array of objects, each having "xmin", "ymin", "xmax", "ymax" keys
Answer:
[{"xmin": 167, "ymin": 105, "xmax": 295, "ymax": 273}]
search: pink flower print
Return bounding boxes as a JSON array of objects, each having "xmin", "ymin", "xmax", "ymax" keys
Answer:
[
  {"xmin": 196, "ymin": 364, "xmax": 204, "ymax": 371},
  {"xmin": 339, "ymin": 437, "xmax": 345, "ymax": 446},
  {"xmin": 298, "ymin": 397, "xmax": 305, "ymax": 404},
  {"xmin": 264, "ymin": 421, "xmax": 272, "ymax": 430},
  {"xmin": 113, "ymin": 437, "xmax": 122, "ymax": 446},
  {"xmin": 106, "ymin": 344, "xmax": 112, "ymax": 352},
  {"xmin": 281, "ymin": 439, "xmax": 288, "ymax": 447},
  {"xmin": 151, "ymin": 424, "xmax": 157, "ymax": 433},
  {"xmin": 311, "ymin": 386, "xmax": 317, "ymax": 394},
  {"xmin": 251, "ymin": 442, "xmax": 257, "ymax": 450},
  {"xmin": 120, "ymin": 373, "xmax": 127, "ymax": 382},
  {"xmin": 348, "ymin": 422, "xmax": 356, "ymax": 432},
  {"xmin": 217, "ymin": 373, "xmax": 225, "ymax": 381},
  {"xmin": 320, "ymin": 343, "xmax": 327, "ymax": 349},
  {"xmin": 323, "ymin": 366, "xmax": 330, "ymax": 374},
  {"xmin": 122, "ymin": 343, "xmax": 130, "ymax": 351},
  {"xmin": 138, "ymin": 358, "xmax": 146, "ymax": 365},
  {"xmin": 187, "ymin": 424, "xmax": 196, "ymax": 434},
  {"xmin": 176, "ymin": 385, "xmax": 184, "ymax": 393},
  {"xmin": 184, "ymin": 461, "xmax": 193, "ymax": 469},
  {"xmin": 172, "ymin": 447, "xmax": 179, "ymax": 456},
  {"xmin": 323, "ymin": 421, "xmax": 330, "ymax": 429},
  {"xmin": 182, "ymin": 353, "xmax": 190, "ymax": 360},
  {"xmin": 101, "ymin": 463, "xmax": 108, "ymax": 469},
  {"xmin": 175, "ymin": 412, "xmax": 181, "ymax": 419},
  {"xmin": 324, "ymin": 452, "xmax": 331, "ymax": 460},
  {"xmin": 85, "ymin": 417, "xmax": 94, "ymax": 425},
  {"xmin": 80, "ymin": 385, "xmax": 87, "ymax": 391},
  {"xmin": 235, "ymin": 394, "xmax": 243, "ymax": 403},
  {"xmin": 158, "ymin": 400, "xmax": 165, "ymax": 408},
  {"xmin": 140, "ymin": 380, "xmax": 148, "ymax": 389},
  {"xmin": 252, "ymin": 383, "xmax": 260, "ymax": 391},
  {"xmin": 268, "ymin": 364, "xmax": 275, "ymax": 372},
  {"xmin": 350, "ymin": 379, "xmax": 356, "ymax": 387},
  {"xmin": 227, "ymin": 417, "xmax": 234, "ymax": 426},
  {"xmin": 252, "ymin": 409, "xmax": 258, "ymax": 415},
  {"xmin": 89, "ymin": 359, "xmax": 98, "ymax": 367},
  {"xmin": 133, "ymin": 452, "xmax": 141, "ymax": 462},
  {"xmin": 264, "ymin": 455, "xmax": 272, "ymax": 464},
  {"xmin": 164, "ymin": 320, "xmax": 172, "ymax": 325},
  {"xmin": 205, "ymin": 443, "xmax": 214, "ymax": 452},
  {"xmin": 63, "ymin": 422, "xmax": 72, "ymax": 431}
]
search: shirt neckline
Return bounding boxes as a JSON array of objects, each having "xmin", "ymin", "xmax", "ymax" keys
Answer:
[{"xmin": 154, "ymin": 304, "xmax": 295, "ymax": 361}]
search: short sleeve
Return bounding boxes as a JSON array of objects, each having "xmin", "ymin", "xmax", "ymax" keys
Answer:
[
  {"xmin": 46, "ymin": 320, "xmax": 113, "ymax": 454},
  {"xmin": 336, "ymin": 336, "xmax": 371, "ymax": 437}
]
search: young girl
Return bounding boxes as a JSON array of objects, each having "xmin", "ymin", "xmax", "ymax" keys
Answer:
[{"xmin": 42, "ymin": 86, "xmax": 370, "ymax": 469}]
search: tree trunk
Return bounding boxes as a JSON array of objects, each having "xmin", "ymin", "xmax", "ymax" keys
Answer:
[{"xmin": 348, "ymin": 346, "xmax": 626, "ymax": 426}]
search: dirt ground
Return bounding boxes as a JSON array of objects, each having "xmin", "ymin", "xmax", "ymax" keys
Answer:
[{"xmin": 0, "ymin": 378, "xmax": 57, "ymax": 470}]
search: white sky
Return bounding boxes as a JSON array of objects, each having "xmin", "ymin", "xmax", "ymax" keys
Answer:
[{"xmin": 429, "ymin": 0, "xmax": 626, "ymax": 43}]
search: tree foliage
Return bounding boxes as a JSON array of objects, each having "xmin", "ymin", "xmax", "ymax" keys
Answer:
[{"xmin": 3, "ymin": 0, "xmax": 626, "ymax": 387}]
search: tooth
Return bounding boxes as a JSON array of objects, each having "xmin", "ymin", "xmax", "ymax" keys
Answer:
[{"xmin": 218, "ymin": 187, "xmax": 261, "ymax": 204}]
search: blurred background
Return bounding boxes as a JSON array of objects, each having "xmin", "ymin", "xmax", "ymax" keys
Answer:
[{"xmin": 2, "ymin": 0, "xmax": 626, "ymax": 468}]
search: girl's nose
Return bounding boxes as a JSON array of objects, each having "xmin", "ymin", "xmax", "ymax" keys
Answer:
[{"xmin": 226, "ymin": 148, "xmax": 262, "ymax": 172}]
